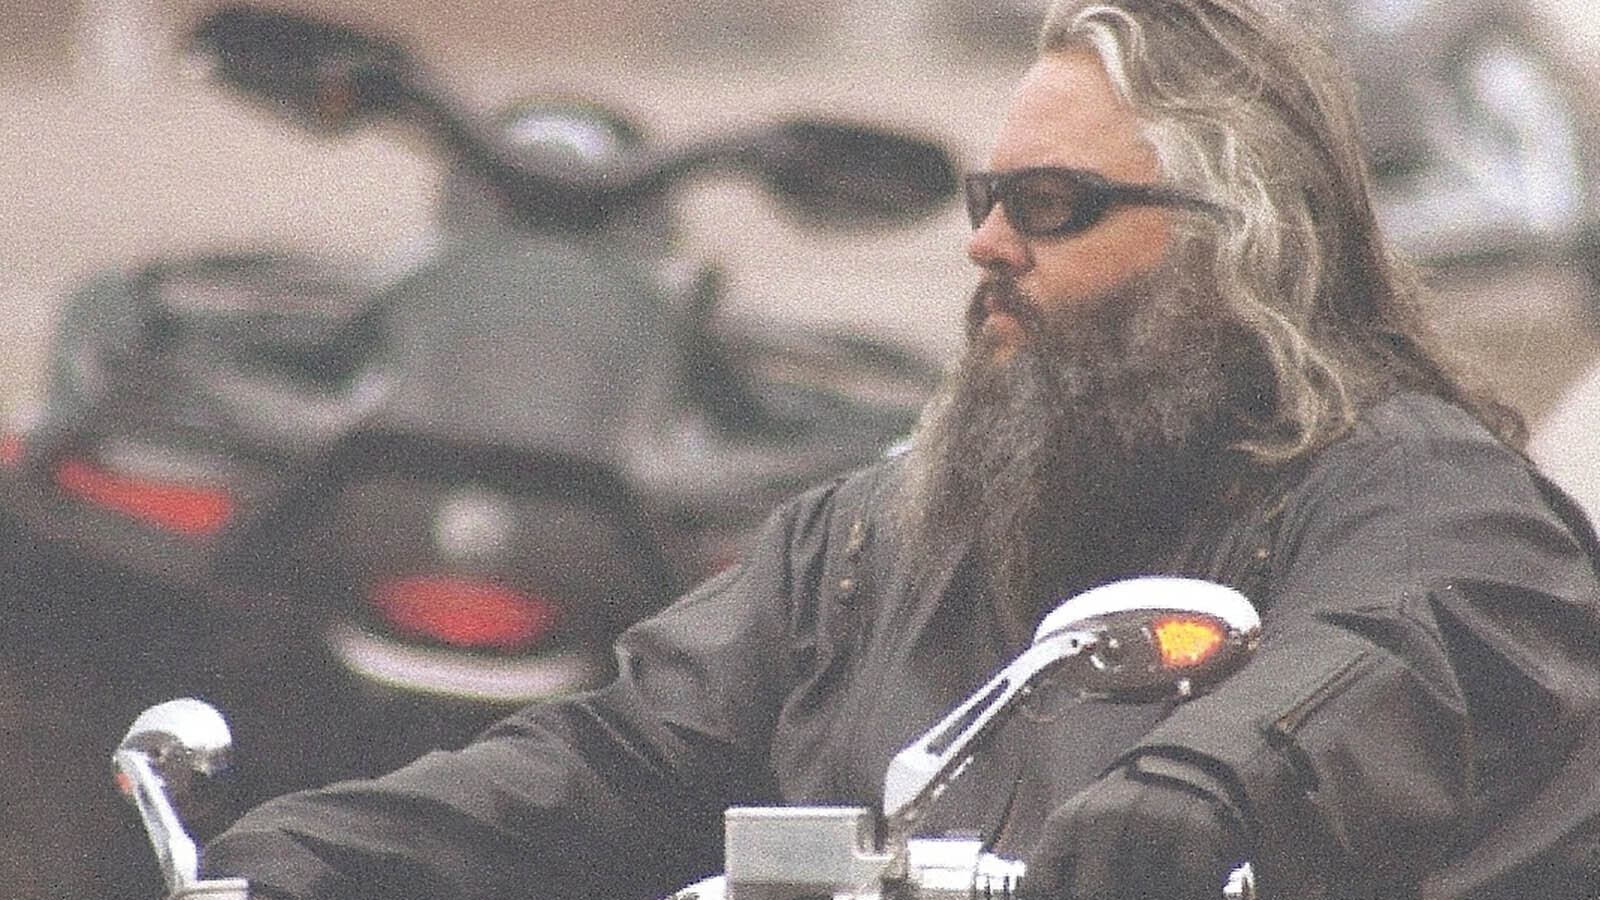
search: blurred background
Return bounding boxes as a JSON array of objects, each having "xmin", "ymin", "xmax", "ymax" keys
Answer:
[
  {"xmin": 0, "ymin": 0, "xmax": 1018, "ymax": 415},
  {"xmin": 2, "ymin": 0, "xmax": 1598, "ymax": 419},
  {"xmin": 8, "ymin": 0, "xmax": 1600, "ymax": 897}
]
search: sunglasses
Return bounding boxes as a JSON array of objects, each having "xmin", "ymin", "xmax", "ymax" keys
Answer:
[{"xmin": 964, "ymin": 166, "xmax": 1224, "ymax": 238}]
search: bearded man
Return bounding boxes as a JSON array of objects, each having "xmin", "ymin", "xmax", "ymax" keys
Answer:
[{"xmin": 201, "ymin": 1, "xmax": 1600, "ymax": 897}]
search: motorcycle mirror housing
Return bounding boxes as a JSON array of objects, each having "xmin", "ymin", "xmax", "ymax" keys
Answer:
[
  {"xmin": 113, "ymin": 699, "xmax": 249, "ymax": 900},
  {"xmin": 184, "ymin": 8, "xmax": 960, "ymax": 231},
  {"xmin": 117, "ymin": 697, "xmax": 234, "ymax": 794},
  {"xmin": 184, "ymin": 4, "xmax": 412, "ymax": 133},
  {"xmin": 1035, "ymin": 575, "xmax": 1262, "ymax": 700},
  {"xmin": 749, "ymin": 120, "xmax": 960, "ymax": 227},
  {"xmin": 882, "ymin": 577, "xmax": 1260, "ymax": 836}
]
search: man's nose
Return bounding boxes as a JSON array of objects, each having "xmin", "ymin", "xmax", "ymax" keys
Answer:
[{"xmin": 966, "ymin": 204, "xmax": 1033, "ymax": 275}]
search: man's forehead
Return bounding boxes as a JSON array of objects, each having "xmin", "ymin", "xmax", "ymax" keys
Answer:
[{"xmin": 988, "ymin": 48, "xmax": 1158, "ymax": 182}]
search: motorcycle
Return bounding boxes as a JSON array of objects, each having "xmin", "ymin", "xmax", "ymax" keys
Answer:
[
  {"xmin": 0, "ymin": 9, "xmax": 958, "ymax": 895},
  {"xmin": 0, "ymin": 3, "xmax": 955, "ymax": 791},
  {"xmin": 112, "ymin": 576, "xmax": 1263, "ymax": 900}
]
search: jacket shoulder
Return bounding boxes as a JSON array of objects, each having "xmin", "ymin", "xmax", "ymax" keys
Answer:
[
  {"xmin": 1343, "ymin": 392, "xmax": 1510, "ymax": 453},
  {"xmin": 1295, "ymin": 391, "xmax": 1529, "ymax": 496}
]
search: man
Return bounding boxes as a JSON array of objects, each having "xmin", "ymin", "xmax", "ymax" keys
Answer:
[{"xmin": 201, "ymin": 0, "xmax": 1600, "ymax": 897}]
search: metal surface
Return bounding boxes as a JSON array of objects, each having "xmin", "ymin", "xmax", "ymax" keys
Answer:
[
  {"xmin": 713, "ymin": 578, "xmax": 1263, "ymax": 900},
  {"xmin": 880, "ymin": 625, "xmax": 1096, "ymax": 834},
  {"xmin": 883, "ymin": 577, "xmax": 1259, "ymax": 837},
  {"xmin": 113, "ymin": 698, "xmax": 250, "ymax": 900}
]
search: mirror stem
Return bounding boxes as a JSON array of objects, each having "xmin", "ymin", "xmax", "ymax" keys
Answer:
[{"xmin": 880, "ymin": 628, "xmax": 1096, "ymax": 844}]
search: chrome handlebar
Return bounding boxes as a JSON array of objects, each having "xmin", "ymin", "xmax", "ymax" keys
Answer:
[{"xmin": 116, "ymin": 578, "xmax": 1264, "ymax": 900}]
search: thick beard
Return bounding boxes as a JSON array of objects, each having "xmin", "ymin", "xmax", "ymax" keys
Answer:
[{"xmin": 895, "ymin": 256, "xmax": 1267, "ymax": 643}]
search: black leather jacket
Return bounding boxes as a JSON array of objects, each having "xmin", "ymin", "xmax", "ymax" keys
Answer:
[{"xmin": 203, "ymin": 393, "xmax": 1600, "ymax": 899}]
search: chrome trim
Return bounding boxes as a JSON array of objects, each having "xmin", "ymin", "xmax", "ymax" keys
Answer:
[
  {"xmin": 327, "ymin": 622, "xmax": 604, "ymax": 703},
  {"xmin": 1034, "ymin": 576, "xmax": 1261, "ymax": 643}
]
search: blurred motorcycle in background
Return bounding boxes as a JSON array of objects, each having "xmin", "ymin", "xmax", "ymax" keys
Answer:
[
  {"xmin": 928, "ymin": 0, "xmax": 1600, "ymax": 284},
  {"xmin": 1332, "ymin": 0, "xmax": 1600, "ymax": 281},
  {"xmin": 0, "ymin": 5, "xmax": 956, "ymax": 896}
]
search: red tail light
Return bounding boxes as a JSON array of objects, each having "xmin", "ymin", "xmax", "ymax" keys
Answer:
[
  {"xmin": 0, "ymin": 433, "xmax": 23, "ymax": 469},
  {"xmin": 53, "ymin": 457, "xmax": 234, "ymax": 537},
  {"xmin": 371, "ymin": 575, "xmax": 559, "ymax": 652}
]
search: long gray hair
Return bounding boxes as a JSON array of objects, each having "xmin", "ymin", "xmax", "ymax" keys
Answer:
[{"xmin": 1039, "ymin": 0, "xmax": 1524, "ymax": 460}]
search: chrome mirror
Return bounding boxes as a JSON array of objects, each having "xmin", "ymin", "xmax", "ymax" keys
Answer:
[
  {"xmin": 1033, "ymin": 575, "xmax": 1261, "ymax": 700},
  {"xmin": 113, "ymin": 698, "xmax": 250, "ymax": 900},
  {"xmin": 883, "ymin": 577, "xmax": 1260, "ymax": 837}
]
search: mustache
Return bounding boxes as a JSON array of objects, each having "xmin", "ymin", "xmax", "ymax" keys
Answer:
[{"xmin": 966, "ymin": 277, "xmax": 1049, "ymax": 342}]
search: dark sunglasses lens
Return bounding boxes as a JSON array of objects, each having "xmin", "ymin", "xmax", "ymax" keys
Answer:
[
  {"xmin": 964, "ymin": 170, "xmax": 1090, "ymax": 236},
  {"xmin": 1005, "ymin": 170, "xmax": 1084, "ymax": 236}
]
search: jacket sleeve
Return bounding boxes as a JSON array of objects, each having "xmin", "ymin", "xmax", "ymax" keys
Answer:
[
  {"xmin": 1125, "ymin": 404, "xmax": 1600, "ymax": 899},
  {"xmin": 199, "ymin": 475, "xmax": 856, "ymax": 900}
]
